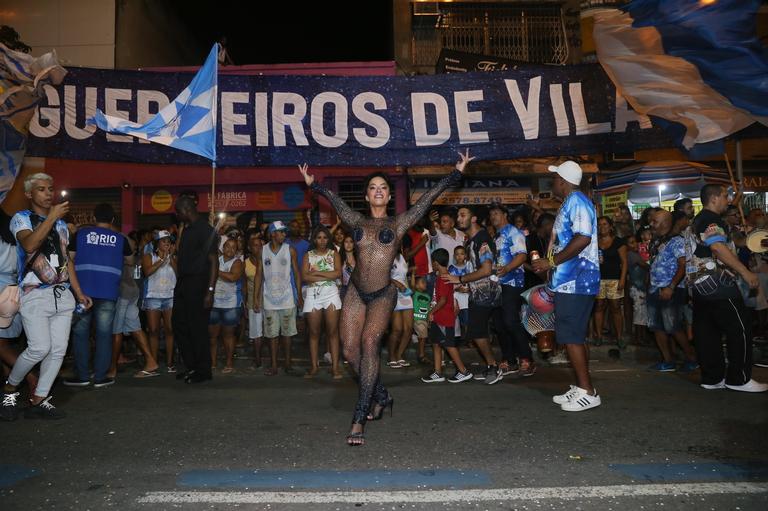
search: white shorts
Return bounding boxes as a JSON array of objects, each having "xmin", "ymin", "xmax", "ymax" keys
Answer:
[
  {"xmin": 248, "ymin": 309, "xmax": 263, "ymax": 339},
  {"xmin": 302, "ymin": 285, "xmax": 342, "ymax": 313}
]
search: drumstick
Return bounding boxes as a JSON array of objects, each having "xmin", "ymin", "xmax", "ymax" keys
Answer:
[{"xmin": 723, "ymin": 153, "xmax": 746, "ymax": 226}]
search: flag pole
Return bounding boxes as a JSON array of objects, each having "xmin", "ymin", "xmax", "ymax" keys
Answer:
[{"xmin": 211, "ymin": 161, "xmax": 217, "ymax": 222}]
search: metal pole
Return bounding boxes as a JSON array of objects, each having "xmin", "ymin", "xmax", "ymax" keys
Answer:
[
  {"xmin": 211, "ymin": 162, "xmax": 216, "ymax": 221},
  {"xmin": 736, "ymin": 140, "xmax": 743, "ymax": 184}
]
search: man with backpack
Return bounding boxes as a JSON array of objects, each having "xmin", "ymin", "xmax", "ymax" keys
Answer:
[{"xmin": 689, "ymin": 184, "xmax": 767, "ymax": 392}]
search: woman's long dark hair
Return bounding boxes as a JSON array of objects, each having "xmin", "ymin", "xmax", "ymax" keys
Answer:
[
  {"xmin": 0, "ymin": 209, "xmax": 16, "ymax": 246},
  {"xmin": 339, "ymin": 233, "xmax": 354, "ymax": 267}
]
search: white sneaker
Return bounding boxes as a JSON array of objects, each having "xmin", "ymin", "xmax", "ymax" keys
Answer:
[
  {"xmin": 421, "ymin": 372, "xmax": 445, "ymax": 383},
  {"xmin": 700, "ymin": 379, "xmax": 726, "ymax": 390},
  {"xmin": 548, "ymin": 352, "xmax": 569, "ymax": 365},
  {"xmin": 323, "ymin": 352, "xmax": 332, "ymax": 365},
  {"xmin": 561, "ymin": 389, "xmax": 602, "ymax": 412},
  {"xmin": 725, "ymin": 379, "xmax": 768, "ymax": 393},
  {"xmin": 552, "ymin": 385, "xmax": 581, "ymax": 405}
]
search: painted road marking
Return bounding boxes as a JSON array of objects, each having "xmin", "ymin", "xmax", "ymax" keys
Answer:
[
  {"xmin": 0, "ymin": 465, "xmax": 37, "ymax": 488},
  {"xmin": 138, "ymin": 482, "xmax": 768, "ymax": 504},
  {"xmin": 179, "ymin": 469, "xmax": 490, "ymax": 489},
  {"xmin": 610, "ymin": 462, "xmax": 768, "ymax": 482}
]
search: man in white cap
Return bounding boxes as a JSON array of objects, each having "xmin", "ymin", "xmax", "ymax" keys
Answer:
[
  {"xmin": 532, "ymin": 161, "xmax": 602, "ymax": 411},
  {"xmin": 261, "ymin": 221, "xmax": 302, "ymax": 375}
]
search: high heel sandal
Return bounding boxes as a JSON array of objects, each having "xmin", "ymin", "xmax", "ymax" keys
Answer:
[
  {"xmin": 367, "ymin": 396, "xmax": 394, "ymax": 421},
  {"xmin": 346, "ymin": 409, "xmax": 368, "ymax": 447}
]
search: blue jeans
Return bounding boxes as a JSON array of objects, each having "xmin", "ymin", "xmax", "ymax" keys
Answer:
[{"xmin": 72, "ymin": 298, "xmax": 117, "ymax": 381}]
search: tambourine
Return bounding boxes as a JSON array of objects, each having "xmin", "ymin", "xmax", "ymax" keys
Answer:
[{"xmin": 746, "ymin": 229, "xmax": 768, "ymax": 254}]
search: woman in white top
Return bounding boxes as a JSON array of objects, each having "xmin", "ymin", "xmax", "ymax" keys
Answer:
[
  {"xmin": 302, "ymin": 226, "xmax": 342, "ymax": 379},
  {"xmin": 386, "ymin": 236, "xmax": 414, "ymax": 368},
  {"xmin": 209, "ymin": 238, "xmax": 244, "ymax": 373},
  {"xmin": 141, "ymin": 230, "xmax": 177, "ymax": 371}
]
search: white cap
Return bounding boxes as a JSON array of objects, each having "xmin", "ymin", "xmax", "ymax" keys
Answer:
[{"xmin": 548, "ymin": 161, "xmax": 583, "ymax": 185}]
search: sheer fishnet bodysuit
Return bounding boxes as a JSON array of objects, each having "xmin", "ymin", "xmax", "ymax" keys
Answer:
[{"xmin": 311, "ymin": 169, "xmax": 461, "ymax": 425}]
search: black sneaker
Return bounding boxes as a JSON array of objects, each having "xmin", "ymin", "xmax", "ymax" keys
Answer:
[
  {"xmin": 63, "ymin": 377, "xmax": 91, "ymax": 387},
  {"xmin": 484, "ymin": 366, "xmax": 503, "ymax": 385},
  {"xmin": 473, "ymin": 366, "xmax": 490, "ymax": 381},
  {"xmin": 24, "ymin": 396, "xmax": 66, "ymax": 420},
  {"xmin": 93, "ymin": 378, "xmax": 115, "ymax": 389},
  {"xmin": 448, "ymin": 371, "xmax": 473, "ymax": 383},
  {"xmin": 1, "ymin": 391, "xmax": 20, "ymax": 421}
]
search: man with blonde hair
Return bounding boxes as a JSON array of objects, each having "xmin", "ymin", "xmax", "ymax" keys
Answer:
[{"xmin": 1, "ymin": 173, "xmax": 91, "ymax": 421}]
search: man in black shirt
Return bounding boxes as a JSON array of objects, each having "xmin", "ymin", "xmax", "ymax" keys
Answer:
[
  {"xmin": 524, "ymin": 213, "xmax": 554, "ymax": 290},
  {"xmin": 690, "ymin": 184, "xmax": 766, "ymax": 392},
  {"xmin": 173, "ymin": 196, "xmax": 219, "ymax": 384},
  {"xmin": 443, "ymin": 206, "xmax": 503, "ymax": 385}
]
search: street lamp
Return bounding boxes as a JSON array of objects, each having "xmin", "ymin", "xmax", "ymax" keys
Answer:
[{"xmin": 658, "ymin": 184, "xmax": 666, "ymax": 207}]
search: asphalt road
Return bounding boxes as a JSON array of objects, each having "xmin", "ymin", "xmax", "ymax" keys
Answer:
[{"xmin": 1, "ymin": 343, "xmax": 767, "ymax": 510}]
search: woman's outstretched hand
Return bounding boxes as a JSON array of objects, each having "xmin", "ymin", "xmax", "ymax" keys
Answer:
[
  {"xmin": 455, "ymin": 149, "xmax": 475, "ymax": 173},
  {"xmin": 298, "ymin": 163, "xmax": 314, "ymax": 187}
]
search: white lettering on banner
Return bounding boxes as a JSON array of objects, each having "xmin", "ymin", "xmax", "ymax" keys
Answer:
[
  {"xmin": 29, "ymin": 80, "xmax": 659, "ymax": 152},
  {"xmin": 411, "ymin": 93, "xmax": 451, "ymax": 147},
  {"xmin": 549, "ymin": 84, "xmax": 570, "ymax": 137},
  {"xmin": 505, "ymin": 77, "xmax": 541, "ymax": 140},
  {"xmin": 569, "ymin": 83, "xmax": 611, "ymax": 135},
  {"xmin": 64, "ymin": 85, "xmax": 97, "ymax": 140},
  {"xmin": 104, "ymin": 88, "xmax": 134, "ymax": 143},
  {"xmin": 614, "ymin": 93, "xmax": 652, "ymax": 132},
  {"xmin": 351, "ymin": 93, "xmax": 389, "ymax": 148},
  {"xmin": 254, "ymin": 93, "xmax": 269, "ymax": 147},
  {"xmin": 86, "ymin": 231, "xmax": 117, "ymax": 246},
  {"xmin": 272, "ymin": 92, "xmax": 309, "ymax": 147},
  {"xmin": 311, "ymin": 92, "xmax": 348, "ymax": 148},
  {"xmin": 221, "ymin": 92, "xmax": 251, "ymax": 146},
  {"xmin": 29, "ymin": 85, "xmax": 60, "ymax": 138},
  {"xmin": 454, "ymin": 90, "xmax": 489, "ymax": 144},
  {"xmin": 137, "ymin": 90, "xmax": 170, "ymax": 144}
]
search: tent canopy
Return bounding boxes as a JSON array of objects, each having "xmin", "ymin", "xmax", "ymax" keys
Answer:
[{"xmin": 594, "ymin": 161, "xmax": 731, "ymax": 203}]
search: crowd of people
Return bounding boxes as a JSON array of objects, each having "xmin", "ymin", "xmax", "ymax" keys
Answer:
[{"xmin": 1, "ymin": 162, "xmax": 767, "ymax": 431}]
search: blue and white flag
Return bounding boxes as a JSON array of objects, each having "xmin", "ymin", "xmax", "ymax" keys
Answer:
[
  {"xmin": 89, "ymin": 44, "xmax": 218, "ymax": 162},
  {"xmin": 0, "ymin": 43, "xmax": 66, "ymax": 202},
  {"xmin": 592, "ymin": 0, "xmax": 768, "ymax": 150}
]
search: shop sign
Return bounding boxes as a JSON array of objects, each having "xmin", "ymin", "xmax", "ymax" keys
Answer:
[
  {"xmin": 601, "ymin": 191, "xmax": 627, "ymax": 216},
  {"xmin": 409, "ymin": 177, "xmax": 532, "ymax": 205},
  {"xmin": 141, "ymin": 186, "xmax": 309, "ymax": 214},
  {"xmin": 743, "ymin": 175, "xmax": 768, "ymax": 191}
]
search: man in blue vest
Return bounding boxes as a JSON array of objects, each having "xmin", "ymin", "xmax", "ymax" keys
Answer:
[{"xmin": 64, "ymin": 204, "xmax": 132, "ymax": 388}]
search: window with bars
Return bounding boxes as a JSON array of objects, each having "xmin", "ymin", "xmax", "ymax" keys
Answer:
[
  {"xmin": 412, "ymin": 2, "xmax": 569, "ymax": 68},
  {"xmin": 337, "ymin": 180, "xmax": 396, "ymax": 217}
]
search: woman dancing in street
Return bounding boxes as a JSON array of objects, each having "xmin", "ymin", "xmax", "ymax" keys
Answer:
[{"xmin": 299, "ymin": 150, "xmax": 472, "ymax": 446}]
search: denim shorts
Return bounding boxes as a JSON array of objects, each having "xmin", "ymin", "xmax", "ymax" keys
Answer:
[
  {"xmin": 142, "ymin": 297, "xmax": 173, "ymax": 311},
  {"xmin": 647, "ymin": 287, "xmax": 687, "ymax": 334},
  {"xmin": 554, "ymin": 293, "xmax": 595, "ymax": 344},
  {"xmin": 209, "ymin": 307, "xmax": 240, "ymax": 327}
]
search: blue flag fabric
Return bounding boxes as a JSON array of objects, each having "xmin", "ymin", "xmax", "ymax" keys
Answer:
[
  {"xmin": 88, "ymin": 44, "xmax": 218, "ymax": 162},
  {"xmin": 624, "ymin": 0, "xmax": 768, "ymax": 118},
  {"xmin": 592, "ymin": 0, "xmax": 768, "ymax": 150}
]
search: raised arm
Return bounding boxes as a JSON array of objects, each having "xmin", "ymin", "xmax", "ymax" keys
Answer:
[
  {"xmin": 299, "ymin": 163, "xmax": 363, "ymax": 228},
  {"xmin": 394, "ymin": 150, "xmax": 471, "ymax": 239}
]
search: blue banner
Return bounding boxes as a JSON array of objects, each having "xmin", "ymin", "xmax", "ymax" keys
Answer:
[{"xmin": 27, "ymin": 63, "xmax": 674, "ymax": 167}]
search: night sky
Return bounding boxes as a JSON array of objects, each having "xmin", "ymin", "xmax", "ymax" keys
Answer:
[{"xmin": 171, "ymin": 1, "xmax": 394, "ymax": 65}]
